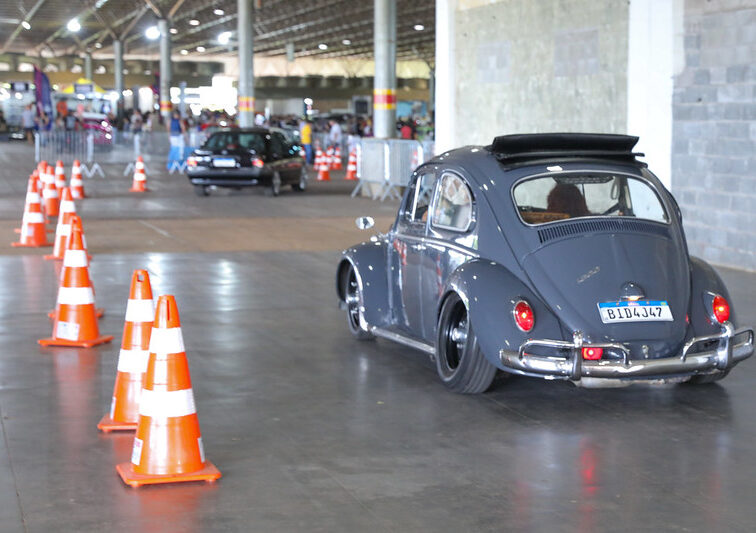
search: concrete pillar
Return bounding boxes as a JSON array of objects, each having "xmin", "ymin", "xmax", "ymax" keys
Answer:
[
  {"xmin": 84, "ymin": 52, "xmax": 93, "ymax": 80},
  {"xmin": 434, "ymin": 0, "xmax": 456, "ymax": 152},
  {"xmin": 113, "ymin": 39, "xmax": 124, "ymax": 121},
  {"xmin": 237, "ymin": 0, "xmax": 255, "ymax": 127},
  {"xmin": 627, "ymin": 0, "xmax": 681, "ymax": 189},
  {"xmin": 158, "ymin": 18, "xmax": 172, "ymax": 121},
  {"xmin": 373, "ymin": 0, "xmax": 397, "ymax": 138}
]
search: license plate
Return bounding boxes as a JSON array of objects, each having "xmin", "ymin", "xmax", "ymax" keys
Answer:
[
  {"xmin": 213, "ymin": 157, "xmax": 236, "ymax": 168},
  {"xmin": 597, "ymin": 301, "xmax": 673, "ymax": 324}
]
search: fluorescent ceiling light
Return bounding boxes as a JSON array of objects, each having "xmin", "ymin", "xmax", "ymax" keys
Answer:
[
  {"xmin": 189, "ymin": 19, "xmax": 200, "ymax": 26},
  {"xmin": 145, "ymin": 25, "xmax": 160, "ymax": 40},
  {"xmin": 94, "ymin": 42, "xmax": 102, "ymax": 48},
  {"xmin": 169, "ymin": 28, "xmax": 178, "ymax": 34},
  {"xmin": 413, "ymin": 24, "xmax": 424, "ymax": 31},
  {"xmin": 318, "ymin": 43, "xmax": 328, "ymax": 50},
  {"xmin": 214, "ymin": 8, "xmax": 225, "ymax": 15},
  {"xmin": 218, "ymin": 31, "xmax": 232, "ymax": 45},
  {"xmin": 196, "ymin": 46, "xmax": 206, "ymax": 52},
  {"xmin": 342, "ymin": 39, "xmax": 351, "ymax": 45},
  {"xmin": 21, "ymin": 21, "xmax": 31, "ymax": 30},
  {"xmin": 67, "ymin": 18, "xmax": 81, "ymax": 32},
  {"xmin": 180, "ymin": 49, "xmax": 188, "ymax": 55}
]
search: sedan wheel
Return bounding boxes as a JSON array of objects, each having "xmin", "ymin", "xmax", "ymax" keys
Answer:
[
  {"xmin": 266, "ymin": 172, "xmax": 282, "ymax": 197},
  {"xmin": 436, "ymin": 293, "xmax": 497, "ymax": 393},
  {"xmin": 292, "ymin": 166, "xmax": 308, "ymax": 191},
  {"xmin": 344, "ymin": 265, "xmax": 374, "ymax": 340}
]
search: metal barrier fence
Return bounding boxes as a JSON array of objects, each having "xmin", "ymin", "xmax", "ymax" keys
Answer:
[
  {"xmin": 34, "ymin": 131, "xmax": 107, "ymax": 177},
  {"xmin": 354, "ymin": 138, "xmax": 434, "ymax": 201}
]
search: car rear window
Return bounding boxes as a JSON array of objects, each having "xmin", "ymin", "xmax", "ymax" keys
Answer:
[
  {"xmin": 513, "ymin": 173, "xmax": 669, "ymax": 225},
  {"xmin": 204, "ymin": 132, "xmax": 266, "ymax": 154}
]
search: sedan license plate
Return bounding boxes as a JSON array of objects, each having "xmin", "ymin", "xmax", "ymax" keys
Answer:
[
  {"xmin": 213, "ymin": 157, "xmax": 236, "ymax": 168},
  {"xmin": 597, "ymin": 301, "xmax": 673, "ymax": 324}
]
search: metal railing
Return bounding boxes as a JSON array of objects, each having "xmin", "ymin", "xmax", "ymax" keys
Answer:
[
  {"xmin": 353, "ymin": 138, "xmax": 435, "ymax": 201},
  {"xmin": 34, "ymin": 131, "xmax": 107, "ymax": 177}
]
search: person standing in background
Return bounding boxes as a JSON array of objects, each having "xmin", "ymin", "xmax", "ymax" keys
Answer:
[
  {"xmin": 21, "ymin": 103, "xmax": 35, "ymax": 143},
  {"xmin": 300, "ymin": 119, "xmax": 313, "ymax": 165},
  {"xmin": 328, "ymin": 119, "xmax": 342, "ymax": 149}
]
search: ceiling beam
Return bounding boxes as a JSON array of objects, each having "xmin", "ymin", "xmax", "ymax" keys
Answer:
[{"xmin": 0, "ymin": 0, "xmax": 49, "ymax": 54}]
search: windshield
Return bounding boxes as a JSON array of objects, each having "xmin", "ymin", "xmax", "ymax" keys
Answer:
[
  {"xmin": 513, "ymin": 173, "xmax": 668, "ymax": 225},
  {"xmin": 204, "ymin": 132, "xmax": 266, "ymax": 153}
]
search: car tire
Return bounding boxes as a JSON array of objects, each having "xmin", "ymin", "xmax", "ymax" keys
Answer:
[
  {"xmin": 194, "ymin": 185, "xmax": 209, "ymax": 197},
  {"xmin": 435, "ymin": 293, "xmax": 497, "ymax": 394},
  {"xmin": 686, "ymin": 369, "xmax": 730, "ymax": 384},
  {"xmin": 265, "ymin": 172, "xmax": 282, "ymax": 197},
  {"xmin": 292, "ymin": 167, "xmax": 308, "ymax": 192},
  {"xmin": 343, "ymin": 264, "xmax": 374, "ymax": 341}
]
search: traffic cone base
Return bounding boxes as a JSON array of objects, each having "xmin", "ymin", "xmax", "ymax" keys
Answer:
[
  {"xmin": 97, "ymin": 415, "xmax": 137, "ymax": 433},
  {"xmin": 116, "ymin": 461, "xmax": 221, "ymax": 488},
  {"xmin": 12, "ymin": 241, "xmax": 52, "ymax": 248},
  {"xmin": 39, "ymin": 333, "xmax": 113, "ymax": 348}
]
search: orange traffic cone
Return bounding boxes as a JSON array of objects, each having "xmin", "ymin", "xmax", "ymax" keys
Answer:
[
  {"xmin": 38, "ymin": 225, "xmax": 113, "ymax": 348},
  {"xmin": 117, "ymin": 295, "xmax": 221, "ymax": 487},
  {"xmin": 70, "ymin": 160, "xmax": 86, "ymax": 199},
  {"xmin": 345, "ymin": 149, "xmax": 357, "ymax": 180},
  {"xmin": 98, "ymin": 270, "xmax": 155, "ymax": 433},
  {"xmin": 130, "ymin": 156, "xmax": 147, "ymax": 192},
  {"xmin": 331, "ymin": 145, "xmax": 342, "ymax": 170},
  {"xmin": 42, "ymin": 173, "xmax": 60, "ymax": 218},
  {"xmin": 37, "ymin": 160, "xmax": 47, "ymax": 177},
  {"xmin": 15, "ymin": 173, "xmax": 42, "ymax": 234},
  {"xmin": 326, "ymin": 146, "xmax": 335, "ymax": 169},
  {"xmin": 44, "ymin": 187, "xmax": 75, "ymax": 260},
  {"xmin": 54, "ymin": 160, "xmax": 66, "ymax": 191},
  {"xmin": 12, "ymin": 180, "xmax": 51, "ymax": 247},
  {"xmin": 317, "ymin": 149, "xmax": 330, "ymax": 182}
]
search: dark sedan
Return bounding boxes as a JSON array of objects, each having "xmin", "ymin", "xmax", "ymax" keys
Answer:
[
  {"xmin": 337, "ymin": 133, "xmax": 754, "ymax": 393},
  {"xmin": 186, "ymin": 128, "xmax": 307, "ymax": 196}
]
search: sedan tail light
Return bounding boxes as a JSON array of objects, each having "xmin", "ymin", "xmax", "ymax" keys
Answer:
[
  {"xmin": 513, "ymin": 300, "xmax": 534, "ymax": 332},
  {"xmin": 187, "ymin": 156, "xmax": 197, "ymax": 167},
  {"xmin": 252, "ymin": 157, "xmax": 264, "ymax": 168},
  {"xmin": 712, "ymin": 294, "xmax": 730, "ymax": 324}
]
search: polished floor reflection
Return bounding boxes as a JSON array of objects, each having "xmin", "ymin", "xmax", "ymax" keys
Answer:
[{"xmin": 0, "ymin": 251, "xmax": 753, "ymax": 532}]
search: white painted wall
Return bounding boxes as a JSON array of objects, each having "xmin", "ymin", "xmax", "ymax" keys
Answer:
[{"xmin": 626, "ymin": 0, "xmax": 684, "ymax": 188}]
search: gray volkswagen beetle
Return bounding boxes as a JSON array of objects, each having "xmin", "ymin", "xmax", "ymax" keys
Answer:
[{"xmin": 336, "ymin": 134, "xmax": 754, "ymax": 393}]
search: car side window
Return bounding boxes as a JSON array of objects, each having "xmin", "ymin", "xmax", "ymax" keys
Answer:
[
  {"xmin": 409, "ymin": 172, "xmax": 437, "ymax": 223},
  {"xmin": 269, "ymin": 133, "xmax": 286, "ymax": 158},
  {"xmin": 431, "ymin": 172, "xmax": 474, "ymax": 232}
]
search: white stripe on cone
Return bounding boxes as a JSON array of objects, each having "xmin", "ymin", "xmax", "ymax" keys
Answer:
[
  {"xmin": 125, "ymin": 299, "xmax": 155, "ymax": 323},
  {"xmin": 117, "ymin": 348, "xmax": 151, "ymax": 374},
  {"xmin": 25, "ymin": 192, "xmax": 40, "ymax": 203},
  {"xmin": 148, "ymin": 327, "xmax": 185, "ymax": 354},
  {"xmin": 63, "ymin": 249, "xmax": 88, "ymax": 268},
  {"xmin": 59, "ymin": 200, "xmax": 75, "ymax": 213},
  {"xmin": 57, "ymin": 286, "xmax": 95, "ymax": 305},
  {"xmin": 138, "ymin": 388, "xmax": 196, "ymax": 418},
  {"xmin": 23, "ymin": 212, "xmax": 44, "ymax": 223}
]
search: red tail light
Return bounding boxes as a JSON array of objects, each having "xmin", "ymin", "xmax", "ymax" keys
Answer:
[
  {"xmin": 187, "ymin": 157, "xmax": 197, "ymax": 167},
  {"xmin": 582, "ymin": 347, "xmax": 603, "ymax": 360},
  {"xmin": 252, "ymin": 157, "xmax": 264, "ymax": 168},
  {"xmin": 712, "ymin": 295, "xmax": 730, "ymax": 323},
  {"xmin": 513, "ymin": 300, "xmax": 534, "ymax": 332}
]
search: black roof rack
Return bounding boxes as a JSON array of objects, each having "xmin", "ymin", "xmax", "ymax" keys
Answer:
[{"xmin": 488, "ymin": 133, "xmax": 643, "ymax": 163}]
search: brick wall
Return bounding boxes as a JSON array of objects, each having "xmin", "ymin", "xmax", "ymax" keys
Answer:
[{"xmin": 672, "ymin": 1, "xmax": 756, "ymax": 271}]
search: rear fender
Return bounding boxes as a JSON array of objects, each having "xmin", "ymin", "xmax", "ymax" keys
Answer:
[
  {"xmin": 336, "ymin": 239, "xmax": 391, "ymax": 329},
  {"xmin": 689, "ymin": 256, "xmax": 736, "ymax": 333},
  {"xmin": 443, "ymin": 259, "xmax": 562, "ymax": 370}
]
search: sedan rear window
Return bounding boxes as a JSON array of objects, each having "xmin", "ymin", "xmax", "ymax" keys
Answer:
[
  {"xmin": 513, "ymin": 173, "xmax": 668, "ymax": 225},
  {"xmin": 204, "ymin": 132, "xmax": 266, "ymax": 154}
]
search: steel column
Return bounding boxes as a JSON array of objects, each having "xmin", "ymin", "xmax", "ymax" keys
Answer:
[
  {"xmin": 113, "ymin": 39, "xmax": 124, "ymax": 121},
  {"xmin": 84, "ymin": 52, "xmax": 93, "ymax": 80},
  {"xmin": 373, "ymin": 0, "xmax": 397, "ymax": 138},
  {"xmin": 158, "ymin": 18, "xmax": 172, "ymax": 121},
  {"xmin": 237, "ymin": 0, "xmax": 255, "ymax": 127}
]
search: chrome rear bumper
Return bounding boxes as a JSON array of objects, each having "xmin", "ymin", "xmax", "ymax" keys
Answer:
[{"xmin": 499, "ymin": 322, "xmax": 754, "ymax": 381}]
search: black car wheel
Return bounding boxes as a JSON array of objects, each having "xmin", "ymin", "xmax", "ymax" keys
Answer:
[
  {"xmin": 436, "ymin": 293, "xmax": 497, "ymax": 393},
  {"xmin": 292, "ymin": 166, "xmax": 308, "ymax": 192},
  {"xmin": 265, "ymin": 172, "xmax": 282, "ymax": 197},
  {"xmin": 343, "ymin": 264, "xmax": 374, "ymax": 340},
  {"xmin": 194, "ymin": 185, "xmax": 209, "ymax": 197}
]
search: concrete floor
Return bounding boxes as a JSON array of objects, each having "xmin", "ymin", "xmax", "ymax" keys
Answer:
[{"xmin": 1, "ymin": 142, "xmax": 756, "ymax": 532}]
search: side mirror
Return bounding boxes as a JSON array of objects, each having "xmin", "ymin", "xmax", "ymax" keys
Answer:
[{"xmin": 355, "ymin": 216, "xmax": 375, "ymax": 230}]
